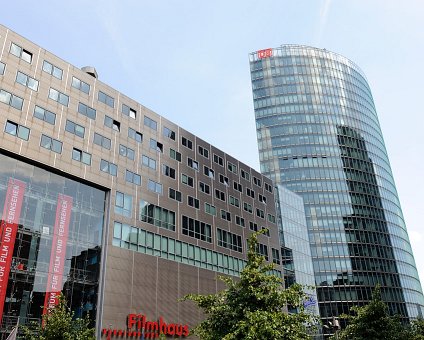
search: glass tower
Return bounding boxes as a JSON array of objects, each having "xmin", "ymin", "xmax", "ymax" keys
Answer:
[{"xmin": 249, "ymin": 45, "xmax": 424, "ymax": 326}]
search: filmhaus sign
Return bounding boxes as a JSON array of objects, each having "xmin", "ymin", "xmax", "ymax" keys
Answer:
[{"xmin": 102, "ymin": 313, "xmax": 189, "ymax": 339}]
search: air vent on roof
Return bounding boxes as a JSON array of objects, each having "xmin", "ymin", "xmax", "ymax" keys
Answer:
[{"xmin": 81, "ymin": 66, "xmax": 98, "ymax": 79}]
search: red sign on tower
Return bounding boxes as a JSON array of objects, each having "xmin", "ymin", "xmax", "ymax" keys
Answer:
[{"xmin": 257, "ymin": 48, "xmax": 273, "ymax": 59}]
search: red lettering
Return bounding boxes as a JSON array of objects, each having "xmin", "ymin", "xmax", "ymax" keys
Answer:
[
  {"xmin": 159, "ymin": 316, "xmax": 167, "ymax": 335},
  {"xmin": 182, "ymin": 325, "xmax": 189, "ymax": 336},
  {"xmin": 167, "ymin": 323, "xmax": 175, "ymax": 335},
  {"xmin": 128, "ymin": 313, "xmax": 136, "ymax": 329}
]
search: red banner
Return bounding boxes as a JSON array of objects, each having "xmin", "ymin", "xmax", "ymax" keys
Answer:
[
  {"xmin": 43, "ymin": 194, "xmax": 73, "ymax": 315},
  {"xmin": 258, "ymin": 48, "xmax": 273, "ymax": 59},
  {"xmin": 0, "ymin": 178, "xmax": 26, "ymax": 322}
]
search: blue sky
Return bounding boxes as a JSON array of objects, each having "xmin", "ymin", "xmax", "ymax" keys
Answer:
[{"xmin": 2, "ymin": 0, "xmax": 424, "ymax": 285}]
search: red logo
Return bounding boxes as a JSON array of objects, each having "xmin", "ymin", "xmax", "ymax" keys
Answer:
[{"xmin": 257, "ymin": 48, "xmax": 273, "ymax": 59}]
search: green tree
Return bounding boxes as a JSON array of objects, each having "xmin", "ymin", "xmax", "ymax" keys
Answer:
[
  {"xmin": 410, "ymin": 318, "xmax": 424, "ymax": 340},
  {"xmin": 21, "ymin": 293, "xmax": 95, "ymax": 340},
  {"xmin": 334, "ymin": 286, "xmax": 409, "ymax": 340},
  {"xmin": 183, "ymin": 230, "xmax": 318, "ymax": 340}
]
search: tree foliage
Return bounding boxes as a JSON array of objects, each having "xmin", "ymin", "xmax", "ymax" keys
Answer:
[
  {"xmin": 410, "ymin": 318, "xmax": 424, "ymax": 340},
  {"xmin": 183, "ymin": 230, "xmax": 318, "ymax": 340},
  {"xmin": 21, "ymin": 293, "xmax": 95, "ymax": 340}
]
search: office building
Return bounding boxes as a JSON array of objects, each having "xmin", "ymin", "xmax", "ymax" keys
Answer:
[
  {"xmin": 249, "ymin": 45, "xmax": 424, "ymax": 329},
  {"xmin": 0, "ymin": 25, "xmax": 282, "ymax": 338}
]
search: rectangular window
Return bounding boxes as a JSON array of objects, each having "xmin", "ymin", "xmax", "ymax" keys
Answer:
[
  {"xmin": 0, "ymin": 89, "xmax": 23, "ymax": 110},
  {"xmin": 229, "ymin": 195, "xmax": 240, "ymax": 207},
  {"xmin": 268, "ymin": 214, "xmax": 276, "ymax": 223},
  {"xmin": 100, "ymin": 159, "xmax": 118, "ymax": 176},
  {"xmin": 140, "ymin": 200, "xmax": 176, "ymax": 231},
  {"xmin": 233, "ymin": 181, "xmax": 242, "ymax": 192},
  {"xmin": 65, "ymin": 120, "xmax": 85, "ymax": 138},
  {"xmin": 128, "ymin": 127, "xmax": 143, "ymax": 143},
  {"xmin": 215, "ymin": 189, "xmax": 225, "ymax": 202},
  {"xmin": 249, "ymin": 221, "xmax": 258, "ymax": 231},
  {"xmin": 98, "ymin": 90, "xmax": 114, "ymax": 107},
  {"xmin": 243, "ymin": 202, "xmax": 253, "ymax": 214},
  {"xmin": 182, "ymin": 215, "xmax": 211, "ymax": 243},
  {"xmin": 256, "ymin": 208, "xmax": 265, "ymax": 219},
  {"xmin": 198, "ymin": 145, "xmax": 209, "ymax": 158},
  {"xmin": 162, "ymin": 164, "xmax": 176, "ymax": 179},
  {"xmin": 72, "ymin": 148, "xmax": 91, "ymax": 165},
  {"xmin": 261, "ymin": 226, "xmax": 270, "ymax": 237},
  {"xmin": 125, "ymin": 170, "xmax": 141, "ymax": 185},
  {"xmin": 93, "ymin": 133, "xmax": 111, "ymax": 150},
  {"xmin": 48, "ymin": 88, "xmax": 69, "ymax": 106},
  {"xmin": 40, "ymin": 134, "xmax": 62, "ymax": 153},
  {"xmin": 150, "ymin": 138, "xmax": 163, "ymax": 152},
  {"xmin": 259, "ymin": 194, "xmax": 267, "ymax": 204},
  {"xmin": 253, "ymin": 177, "xmax": 262, "ymax": 187},
  {"xmin": 144, "ymin": 116, "xmax": 157, "ymax": 130},
  {"xmin": 78, "ymin": 102, "xmax": 96, "ymax": 119},
  {"xmin": 10, "ymin": 42, "xmax": 32, "ymax": 63},
  {"xmin": 199, "ymin": 182, "xmax": 210, "ymax": 194},
  {"xmin": 264, "ymin": 182, "xmax": 273, "ymax": 193},
  {"xmin": 227, "ymin": 162, "xmax": 237, "ymax": 173},
  {"xmin": 170, "ymin": 148, "xmax": 182, "ymax": 162},
  {"xmin": 235, "ymin": 216, "xmax": 245, "ymax": 227},
  {"xmin": 204, "ymin": 166, "xmax": 214, "ymax": 179},
  {"xmin": 220, "ymin": 209, "xmax": 231, "ymax": 222},
  {"xmin": 187, "ymin": 157, "xmax": 199, "ymax": 170},
  {"xmin": 16, "ymin": 71, "xmax": 39, "ymax": 91},
  {"xmin": 213, "ymin": 154, "xmax": 224, "ymax": 166},
  {"xmin": 241, "ymin": 169, "xmax": 250, "ymax": 181},
  {"xmin": 71, "ymin": 76, "xmax": 90, "ymax": 94},
  {"xmin": 256, "ymin": 243, "xmax": 269, "ymax": 260},
  {"xmin": 42, "ymin": 60, "xmax": 63, "ymax": 79},
  {"xmin": 115, "ymin": 192, "xmax": 133, "ymax": 217},
  {"xmin": 169, "ymin": 188, "xmax": 182, "ymax": 202},
  {"xmin": 0, "ymin": 62, "xmax": 5, "ymax": 75},
  {"xmin": 33, "ymin": 105, "xmax": 56, "ymax": 125},
  {"xmin": 4, "ymin": 121, "xmax": 30, "ymax": 140},
  {"xmin": 246, "ymin": 188, "xmax": 255, "ymax": 199},
  {"xmin": 219, "ymin": 174, "xmax": 229, "ymax": 187},
  {"xmin": 163, "ymin": 126, "xmax": 175, "ymax": 140},
  {"xmin": 142, "ymin": 155, "xmax": 157, "ymax": 170},
  {"xmin": 188, "ymin": 196, "xmax": 199, "ymax": 209},
  {"xmin": 272, "ymin": 248, "xmax": 281, "ymax": 265},
  {"xmin": 181, "ymin": 136, "xmax": 193, "ymax": 149},
  {"xmin": 148, "ymin": 179, "xmax": 163, "ymax": 195},
  {"xmin": 181, "ymin": 174, "xmax": 194, "ymax": 187},
  {"xmin": 122, "ymin": 104, "xmax": 136, "ymax": 119},
  {"xmin": 217, "ymin": 228, "xmax": 242, "ymax": 253},
  {"xmin": 104, "ymin": 115, "xmax": 120, "ymax": 131},
  {"xmin": 119, "ymin": 144, "xmax": 135, "ymax": 160},
  {"xmin": 204, "ymin": 203, "xmax": 216, "ymax": 216}
]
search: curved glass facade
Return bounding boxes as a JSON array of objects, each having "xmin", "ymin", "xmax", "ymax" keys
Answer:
[{"xmin": 249, "ymin": 45, "xmax": 424, "ymax": 325}]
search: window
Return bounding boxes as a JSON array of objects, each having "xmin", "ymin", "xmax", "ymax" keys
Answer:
[
  {"xmin": 264, "ymin": 182, "xmax": 273, "ymax": 193},
  {"xmin": 72, "ymin": 148, "xmax": 91, "ymax": 165},
  {"xmin": 119, "ymin": 144, "xmax": 135, "ymax": 160},
  {"xmin": 215, "ymin": 189, "xmax": 225, "ymax": 202},
  {"xmin": 213, "ymin": 154, "xmax": 224, "ymax": 166},
  {"xmin": 78, "ymin": 102, "xmax": 96, "ymax": 119},
  {"xmin": 268, "ymin": 214, "xmax": 276, "ymax": 223},
  {"xmin": 142, "ymin": 155, "xmax": 157, "ymax": 170},
  {"xmin": 0, "ymin": 62, "xmax": 5, "ymax": 75},
  {"xmin": 93, "ymin": 133, "xmax": 111, "ymax": 150},
  {"xmin": 140, "ymin": 200, "xmax": 176, "ymax": 231},
  {"xmin": 104, "ymin": 115, "xmax": 120, "ymax": 131},
  {"xmin": 125, "ymin": 170, "xmax": 141, "ymax": 185},
  {"xmin": 246, "ymin": 188, "xmax": 255, "ymax": 199},
  {"xmin": 65, "ymin": 120, "xmax": 85, "ymax": 138},
  {"xmin": 40, "ymin": 134, "xmax": 62, "ymax": 153},
  {"xmin": 144, "ymin": 116, "xmax": 157, "ymax": 130},
  {"xmin": 16, "ymin": 71, "xmax": 39, "ymax": 91},
  {"xmin": 150, "ymin": 138, "xmax": 163, "ymax": 153},
  {"xmin": 233, "ymin": 181, "xmax": 242, "ymax": 192},
  {"xmin": 170, "ymin": 148, "xmax": 181, "ymax": 162},
  {"xmin": 217, "ymin": 229, "xmax": 242, "ymax": 253},
  {"xmin": 181, "ymin": 136, "xmax": 193, "ymax": 149},
  {"xmin": 115, "ymin": 192, "xmax": 132, "ymax": 217},
  {"xmin": 10, "ymin": 42, "xmax": 32, "ymax": 63},
  {"xmin": 219, "ymin": 174, "xmax": 229, "ymax": 187},
  {"xmin": 249, "ymin": 222, "xmax": 258, "ymax": 231},
  {"xmin": 71, "ymin": 77, "xmax": 90, "ymax": 94},
  {"xmin": 163, "ymin": 126, "xmax": 175, "ymax": 140},
  {"xmin": 199, "ymin": 182, "xmax": 210, "ymax": 194},
  {"xmin": 33, "ymin": 106, "xmax": 56, "ymax": 125},
  {"xmin": 220, "ymin": 209, "xmax": 231, "ymax": 222},
  {"xmin": 169, "ymin": 188, "xmax": 182, "ymax": 202},
  {"xmin": 162, "ymin": 164, "xmax": 176, "ymax": 179},
  {"xmin": 98, "ymin": 90, "xmax": 114, "ymax": 107},
  {"xmin": 204, "ymin": 166, "xmax": 214, "ymax": 179},
  {"xmin": 187, "ymin": 157, "xmax": 199, "ymax": 170},
  {"xmin": 48, "ymin": 88, "xmax": 69, "ymax": 106},
  {"xmin": 4, "ymin": 121, "xmax": 30, "ymax": 140},
  {"xmin": 229, "ymin": 195, "xmax": 240, "ymax": 208},
  {"xmin": 259, "ymin": 194, "xmax": 267, "ymax": 204},
  {"xmin": 148, "ymin": 179, "xmax": 163, "ymax": 195},
  {"xmin": 100, "ymin": 159, "xmax": 118, "ymax": 176},
  {"xmin": 0, "ymin": 89, "xmax": 23, "ymax": 110},
  {"xmin": 198, "ymin": 145, "xmax": 209, "ymax": 158},
  {"xmin": 253, "ymin": 177, "xmax": 262, "ymax": 187},
  {"xmin": 256, "ymin": 208, "xmax": 265, "ymax": 219},
  {"xmin": 205, "ymin": 203, "xmax": 216, "ymax": 216},
  {"xmin": 241, "ymin": 169, "xmax": 250, "ymax": 181},
  {"xmin": 122, "ymin": 104, "xmax": 136, "ymax": 119},
  {"xmin": 256, "ymin": 243, "xmax": 269, "ymax": 260},
  {"xmin": 182, "ymin": 215, "xmax": 211, "ymax": 243},
  {"xmin": 243, "ymin": 202, "xmax": 253, "ymax": 214},
  {"xmin": 272, "ymin": 248, "xmax": 281, "ymax": 265},
  {"xmin": 235, "ymin": 216, "xmax": 245, "ymax": 227},
  {"xmin": 42, "ymin": 60, "xmax": 63, "ymax": 79},
  {"xmin": 227, "ymin": 162, "xmax": 237, "ymax": 173},
  {"xmin": 128, "ymin": 127, "xmax": 143, "ymax": 143},
  {"xmin": 181, "ymin": 174, "xmax": 194, "ymax": 187},
  {"xmin": 261, "ymin": 227, "xmax": 270, "ymax": 237},
  {"xmin": 188, "ymin": 196, "xmax": 200, "ymax": 209}
]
